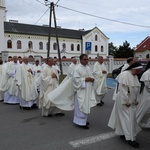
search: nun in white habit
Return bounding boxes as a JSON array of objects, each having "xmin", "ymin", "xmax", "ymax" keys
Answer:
[
  {"xmin": 136, "ymin": 61, "xmax": 150, "ymax": 126},
  {"xmin": 108, "ymin": 62, "xmax": 143, "ymax": 148}
]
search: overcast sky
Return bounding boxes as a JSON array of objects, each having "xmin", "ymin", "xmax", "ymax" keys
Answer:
[{"xmin": 5, "ymin": 0, "xmax": 150, "ymax": 48}]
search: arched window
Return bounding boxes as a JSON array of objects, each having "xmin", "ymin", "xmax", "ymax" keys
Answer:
[
  {"xmin": 77, "ymin": 44, "xmax": 80, "ymax": 51},
  {"xmin": 95, "ymin": 35, "xmax": 98, "ymax": 41},
  {"xmin": 71, "ymin": 44, "xmax": 74, "ymax": 51},
  {"xmin": 28, "ymin": 41, "xmax": 33, "ymax": 49},
  {"xmin": 39, "ymin": 42, "xmax": 43, "ymax": 50},
  {"xmin": 95, "ymin": 45, "xmax": 98, "ymax": 52},
  {"xmin": 62, "ymin": 43, "xmax": 66, "ymax": 49},
  {"xmin": 101, "ymin": 46, "xmax": 104, "ymax": 52},
  {"xmin": 28, "ymin": 55, "xmax": 33, "ymax": 58},
  {"xmin": 7, "ymin": 40, "xmax": 12, "ymax": 48},
  {"xmin": 17, "ymin": 40, "xmax": 21, "ymax": 49},
  {"xmin": 53, "ymin": 42, "xmax": 57, "ymax": 50}
]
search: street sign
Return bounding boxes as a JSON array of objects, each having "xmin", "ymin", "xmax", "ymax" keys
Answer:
[{"xmin": 85, "ymin": 42, "xmax": 92, "ymax": 51}]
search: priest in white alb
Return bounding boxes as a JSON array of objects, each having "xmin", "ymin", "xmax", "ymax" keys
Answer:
[
  {"xmin": 4, "ymin": 56, "xmax": 20, "ymax": 104},
  {"xmin": 39, "ymin": 57, "xmax": 64, "ymax": 117},
  {"xmin": 93, "ymin": 56, "xmax": 108, "ymax": 106},
  {"xmin": 16, "ymin": 56, "xmax": 38, "ymax": 109},
  {"xmin": 73, "ymin": 54, "xmax": 96, "ymax": 129}
]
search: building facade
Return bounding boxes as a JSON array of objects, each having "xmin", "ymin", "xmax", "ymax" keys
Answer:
[{"xmin": 0, "ymin": 1, "xmax": 109, "ymax": 59}]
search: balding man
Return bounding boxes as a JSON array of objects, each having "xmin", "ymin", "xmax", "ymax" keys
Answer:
[
  {"xmin": 93, "ymin": 56, "xmax": 108, "ymax": 106},
  {"xmin": 39, "ymin": 57, "xmax": 64, "ymax": 117},
  {"xmin": 4, "ymin": 56, "xmax": 20, "ymax": 104},
  {"xmin": 16, "ymin": 56, "xmax": 38, "ymax": 109}
]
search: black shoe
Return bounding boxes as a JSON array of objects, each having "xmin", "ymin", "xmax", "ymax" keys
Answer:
[
  {"xmin": 101, "ymin": 101, "xmax": 104, "ymax": 104},
  {"xmin": 86, "ymin": 121, "xmax": 90, "ymax": 125},
  {"xmin": 20, "ymin": 106, "xmax": 31, "ymax": 110},
  {"xmin": 120, "ymin": 135, "xmax": 126, "ymax": 140},
  {"xmin": 43, "ymin": 114, "xmax": 53, "ymax": 117},
  {"xmin": 55, "ymin": 113, "xmax": 65, "ymax": 116},
  {"xmin": 128, "ymin": 140, "xmax": 139, "ymax": 148},
  {"xmin": 97, "ymin": 103, "xmax": 103, "ymax": 106},
  {"xmin": 31, "ymin": 104, "xmax": 38, "ymax": 109},
  {"xmin": 81, "ymin": 125, "xmax": 89, "ymax": 129}
]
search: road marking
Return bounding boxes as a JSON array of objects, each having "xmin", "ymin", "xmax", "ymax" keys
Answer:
[{"xmin": 69, "ymin": 131, "xmax": 116, "ymax": 148}]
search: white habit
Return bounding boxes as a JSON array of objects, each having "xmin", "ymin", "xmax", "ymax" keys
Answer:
[
  {"xmin": 108, "ymin": 71, "xmax": 141, "ymax": 141},
  {"xmin": 136, "ymin": 68, "xmax": 150, "ymax": 124}
]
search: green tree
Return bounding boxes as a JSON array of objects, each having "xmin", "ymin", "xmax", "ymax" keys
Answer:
[
  {"xmin": 108, "ymin": 42, "xmax": 118, "ymax": 56},
  {"xmin": 114, "ymin": 40, "xmax": 134, "ymax": 58}
]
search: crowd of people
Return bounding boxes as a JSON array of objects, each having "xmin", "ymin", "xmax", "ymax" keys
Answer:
[{"xmin": 0, "ymin": 54, "xmax": 150, "ymax": 148}]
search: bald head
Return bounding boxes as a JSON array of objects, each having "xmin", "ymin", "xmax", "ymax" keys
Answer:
[{"xmin": 23, "ymin": 57, "xmax": 29, "ymax": 64}]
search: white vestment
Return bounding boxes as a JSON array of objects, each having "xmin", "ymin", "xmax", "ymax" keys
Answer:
[
  {"xmin": 0, "ymin": 63, "xmax": 9, "ymax": 92},
  {"xmin": 46, "ymin": 63, "xmax": 77, "ymax": 111},
  {"xmin": 93, "ymin": 61, "xmax": 108, "ymax": 103},
  {"xmin": 0, "ymin": 64, "xmax": 4, "ymax": 101},
  {"xmin": 73, "ymin": 64, "xmax": 97, "ymax": 125},
  {"xmin": 4, "ymin": 62, "xmax": 20, "ymax": 104},
  {"xmin": 16, "ymin": 63, "xmax": 38, "ymax": 107},
  {"xmin": 33, "ymin": 64, "xmax": 42, "ymax": 89},
  {"xmin": 136, "ymin": 68, "xmax": 150, "ymax": 124},
  {"xmin": 108, "ymin": 71, "xmax": 141, "ymax": 141},
  {"xmin": 39, "ymin": 65, "xmax": 61, "ymax": 116}
]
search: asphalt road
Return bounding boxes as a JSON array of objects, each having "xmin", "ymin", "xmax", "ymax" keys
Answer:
[{"xmin": 0, "ymin": 89, "xmax": 150, "ymax": 150}]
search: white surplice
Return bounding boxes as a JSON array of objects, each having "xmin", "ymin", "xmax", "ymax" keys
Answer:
[
  {"xmin": 108, "ymin": 71, "xmax": 141, "ymax": 141},
  {"xmin": 136, "ymin": 68, "xmax": 150, "ymax": 124},
  {"xmin": 33, "ymin": 64, "xmax": 42, "ymax": 90},
  {"xmin": 16, "ymin": 62, "xmax": 38, "ymax": 107},
  {"xmin": 39, "ymin": 65, "xmax": 62, "ymax": 116},
  {"xmin": 93, "ymin": 61, "xmax": 108, "ymax": 103},
  {"xmin": 4, "ymin": 61, "xmax": 20, "ymax": 104},
  {"xmin": 73, "ymin": 64, "xmax": 97, "ymax": 125}
]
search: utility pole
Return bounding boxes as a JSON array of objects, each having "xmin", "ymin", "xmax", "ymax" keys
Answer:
[{"xmin": 45, "ymin": 0, "xmax": 63, "ymax": 75}]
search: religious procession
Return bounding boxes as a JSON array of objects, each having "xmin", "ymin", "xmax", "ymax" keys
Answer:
[{"xmin": 0, "ymin": 54, "xmax": 150, "ymax": 149}]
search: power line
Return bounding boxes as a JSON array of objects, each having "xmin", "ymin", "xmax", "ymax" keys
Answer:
[
  {"xmin": 34, "ymin": 8, "xmax": 49, "ymax": 24},
  {"xmin": 56, "ymin": 4, "xmax": 150, "ymax": 29}
]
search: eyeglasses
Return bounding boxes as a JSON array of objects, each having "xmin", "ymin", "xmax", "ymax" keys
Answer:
[{"xmin": 83, "ymin": 59, "xmax": 88, "ymax": 61}]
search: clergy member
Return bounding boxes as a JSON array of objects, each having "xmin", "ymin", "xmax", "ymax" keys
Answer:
[
  {"xmin": 73, "ymin": 54, "xmax": 96, "ymax": 129},
  {"xmin": 39, "ymin": 57, "xmax": 64, "ymax": 117},
  {"xmin": 108, "ymin": 62, "xmax": 143, "ymax": 148},
  {"xmin": 4, "ymin": 56, "xmax": 20, "ymax": 104},
  {"xmin": 16, "ymin": 56, "xmax": 38, "ymax": 109},
  {"xmin": 93, "ymin": 56, "xmax": 108, "ymax": 106}
]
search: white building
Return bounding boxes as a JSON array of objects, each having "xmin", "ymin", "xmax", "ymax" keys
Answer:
[{"xmin": 0, "ymin": 0, "xmax": 109, "ymax": 59}]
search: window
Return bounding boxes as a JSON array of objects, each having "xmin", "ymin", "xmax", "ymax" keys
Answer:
[
  {"xmin": 7, "ymin": 40, "xmax": 12, "ymax": 48},
  {"xmin": 95, "ymin": 45, "xmax": 98, "ymax": 52},
  {"xmin": 53, "ymin": 42, "xmax": 57, "ymax": 50},
  {"xmin": 95, "ymin": 35, "xmax": 98, "ymax": 41},
  {"xmin": 71, "ymin": 44, "xmax": 74, "ymax": 51},
  {"xmin": 39, "ymin": 42, "xmax": 43, "ymax": 50},
  {"xmin": 77, "ymin": 44, "xmax": 80, "ymax": 51},
  {"xmin": 28, "ymin": 41, "xmax": 33, "ymax": 49},
  {"xmin": 62, "ymin": 43, "xmax": 66, "ymax": 49},
  {"xmin": 17, "ymin": 40, "xmax": 21, "ymax": 49},
  {"xmin": 101, "ymin": 46, "xmax": 104, "ymax": 52}
]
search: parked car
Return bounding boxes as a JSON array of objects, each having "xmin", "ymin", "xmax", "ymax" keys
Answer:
[
  {"xmin": 112, "ymin": 60, "xmax": 148, "ymax": 79},
  {"xmin": 112, "ymin": 65, "xmax": 124, "ymax": 79}
]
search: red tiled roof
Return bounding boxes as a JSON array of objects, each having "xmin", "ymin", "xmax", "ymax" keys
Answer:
[{"xmin": 134, "ymin": 36, "xmax": 150, "ymax": 52}]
